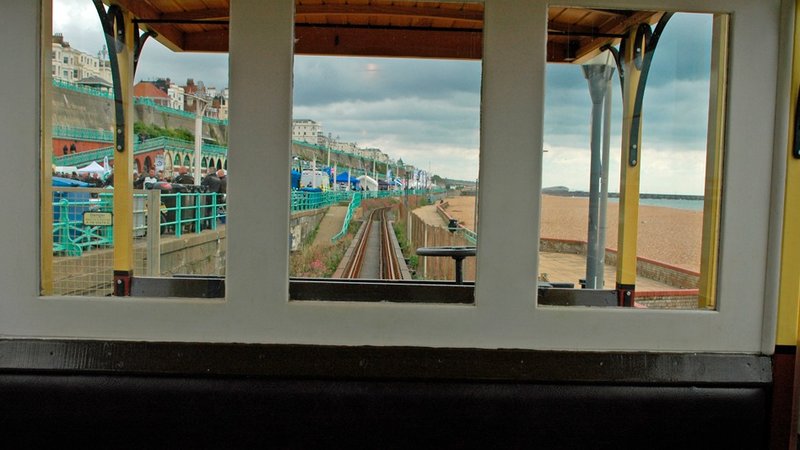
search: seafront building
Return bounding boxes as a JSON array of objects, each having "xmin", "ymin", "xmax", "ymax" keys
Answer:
[{"xmin": 51, "ymin": 33, "xmax": 111, "ymax": 85}]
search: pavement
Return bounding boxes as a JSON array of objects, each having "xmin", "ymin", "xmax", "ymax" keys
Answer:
[
  {"xmin": 539, "ymin": 251, "xmax": 674, "ymax": 291},
  {"xmin": 310, "ymin": 206, "xmax": 348, "ymax": 248}
]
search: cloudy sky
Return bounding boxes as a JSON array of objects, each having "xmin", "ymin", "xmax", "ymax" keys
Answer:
[{"xmin": 53, "ymin": 1, "xmax": 713, "ymax": 194}]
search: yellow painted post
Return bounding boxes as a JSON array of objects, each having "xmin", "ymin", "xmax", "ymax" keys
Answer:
[
  {"xmin": 111, "ymin": 5, "xmax": 136, "ymax": 295},
  {"xmin": 775, "ymin": 5, "xmax": 800, "ymax": 446},
  {"xmin": 777, "ymin": 1, "xmax": 800, "ymax": 347},
  {"xmin": 40, "ymin": 0, "xmax": 53, "ymax": 295},
  {"xmin": 615, "ymin": 27, "xmax": 643, "ymax": 306},
  {"xmin": 697, "ymin": 15, "xmax": 729, "ymax": 310}
]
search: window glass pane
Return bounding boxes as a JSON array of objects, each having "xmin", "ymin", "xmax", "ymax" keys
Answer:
[
  {"xmin": 541, "ymin": 8, "xmax": 725, "ymax": 309},
  {"xmin": 289, "ymin": 2, "xmax": 482, "ymax": 294},
  {"xmin": 45, "ymin": 0, "xmax": 229, "ymax": 296}
]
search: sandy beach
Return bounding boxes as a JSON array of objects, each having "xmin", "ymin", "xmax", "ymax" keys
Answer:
[{"xmin": 438, "ymin": 194, "xmax": 703, "ymax": 272}]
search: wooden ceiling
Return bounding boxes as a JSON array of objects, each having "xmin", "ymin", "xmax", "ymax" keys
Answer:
[{"xmin": 110, "ymin": 1, "xmax": 659, "ymax": 62}]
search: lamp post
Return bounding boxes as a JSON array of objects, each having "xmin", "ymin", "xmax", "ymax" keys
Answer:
[{"xmin": 187, "ymin": 93, "xmax": 210, "ymax": 184}]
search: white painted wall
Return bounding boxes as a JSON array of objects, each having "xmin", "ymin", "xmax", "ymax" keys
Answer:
[{"xmin": 0, "ymin": 0, "xmax": 786, "ymax": 353}]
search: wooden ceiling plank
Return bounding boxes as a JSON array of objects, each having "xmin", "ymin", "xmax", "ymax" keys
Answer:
[
  {"xmin": 111, "ymin": 0, "xmax": 186, "ymax": 51},
  {"xmin": 158, "ymin": 8, "xmax": 230, "ymax": 21},
  {"xmin": 294, "ymin": 27, "xmax": 482, "ymax": 59},
  {"xmin": 572, "ymin": 10, "xmax": 662, "ymax": 63},
  {"xmin": 295, "ymin": 4, "xmax": 483, "ymax": 24},
  {"xmin": 547, "ymin": 22, "xmax": 598, "ymax": 35},
  {"xmin": 182, "ymin": 29, "xmax": 229, "ymax": 52}
]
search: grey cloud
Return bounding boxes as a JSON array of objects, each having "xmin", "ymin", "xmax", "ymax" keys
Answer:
[{"xmin": 294, "ymin": 56, "xmax": 481, "ymax": 107}]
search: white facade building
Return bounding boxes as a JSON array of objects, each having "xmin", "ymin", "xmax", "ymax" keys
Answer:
[
  {"xmin": 51, "ymin": 34, "xmax": 111, "ymax": 84},
  {"xmin": 292, "ymin": 119, "xmax": 321, "ymax": 143},
  {"xmin": 167, "ymin": 83, "xmax": 185, "ymax": 111}
]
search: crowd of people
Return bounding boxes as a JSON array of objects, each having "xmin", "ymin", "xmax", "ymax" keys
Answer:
[
  {"xmin": 53, "ymin": 169, "xmax": 113, "ymax": 188},
  {"xmin": 53, "ymin": 164, "xmax": 227, "ymax": 200},
  {"xmin": 132, "ymin": 166, "xmax": 227, "ymax": 203}
]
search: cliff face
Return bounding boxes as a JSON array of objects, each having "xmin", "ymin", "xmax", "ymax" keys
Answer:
[
  {"xmin": 51, "ymin": 86, "xmax": 229, "ymax": 145},
  {"xmin": 51, "ymin": 86, "xmax": 386, "ymax": 173}
]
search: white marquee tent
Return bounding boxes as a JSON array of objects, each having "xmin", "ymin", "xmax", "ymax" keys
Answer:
[{"xmin": 76, "ymin": 161, "xmax": 107, "ymax": 175}]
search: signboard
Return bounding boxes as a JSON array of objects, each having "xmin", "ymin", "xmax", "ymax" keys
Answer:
[
  {"xmin": 155, "ymin": 154, "xmax": 165, "ymax": 171},
  {"xmin": 83, "ymin": 211, "xmax": 113, "ymax": 227}
]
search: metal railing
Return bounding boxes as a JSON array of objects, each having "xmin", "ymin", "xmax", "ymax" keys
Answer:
[
  {"xmin": 436, "ymin": 201, "xmax": 477, "ymax": 244},
  {"xmin": 293, "ymin": 140, "xmax": 399, "ymax": 171},
  {"xmin": 52, "ymin": 186, "xmax": 438, "ymax": 255},
  {"xmin": 52, "ymin": 189, "xmax": 113, "ymax": 256},
  {"xmin": 53, "ymin": 136, "xmax": 229, "ymax": 166},
  {"xmin": 52, "ymin": 125, "xmax": 114, "ymax": 143},
  {"xmin": 331, "ymin": 192, "xmax": 362, "ymax": 242},
  {"xmin": 157, "ymin": 190, "xmax": 225, "ymax": 238},
  {"xmin": 291, "ymin": 189, "xmax": 352, "ymax": 212},
  {"xmin": 53, "ymin": 78, "xmax": 114, "ymax": 99},
  {"xmin": 134, "ymin": 97, "xmax": 196, "ymax": 120},
  {"xmin": 53, "ymin": 80, "xmax": 230, "ymax": 126},
  {"xmin": 52, "ymin": 188, "xmax": 226, "ymax": 256}
]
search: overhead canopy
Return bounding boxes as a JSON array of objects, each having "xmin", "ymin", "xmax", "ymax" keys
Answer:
[{"xmin": 108, "ymin": 1, "xmax": 659, "ymax": 62}]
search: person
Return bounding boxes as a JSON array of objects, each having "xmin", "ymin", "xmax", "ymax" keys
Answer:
[
  {"xmin": 201, "ymin": 169, "xmax": 221, "ymax": 196},
  {"xmin": 143, "ymin": 169, "xmax": 158, "ymax": 188},
  {"xmin": 69, "ymin": 142, "xmax": 77, "ymax": 154},
  {"xmin": 174, "ymin": 166, "xmax": 194, "ymax": 185},
  {"xmin": 216, "ymin": 169, "xmax": 227, "ymax": 204},
  {"xmin": 62, "ymin": 145, "xmax": 68, "ymax": 156}
]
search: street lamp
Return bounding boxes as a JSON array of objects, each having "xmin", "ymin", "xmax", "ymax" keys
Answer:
[{"xmin": 186, "ymin": 93, "xmax": 210, "ymax": 183}]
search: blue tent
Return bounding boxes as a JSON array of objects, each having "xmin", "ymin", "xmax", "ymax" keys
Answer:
[
  {"xmin": 53, "ymin": 176, "xmax": 90, "ymax": 187},
  {"xmin": 291, "ymin": 170, "xmax": 301, "ymax": 188},
  {"xmin": 334, "ymin": 171, "xmax": 360, "ymax": 186}
]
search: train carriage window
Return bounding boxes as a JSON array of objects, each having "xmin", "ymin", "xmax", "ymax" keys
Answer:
[
  {"xmin": 540, "ymin": 8, "xmax": 727, "ymax": 310},
  {"xmin": 5, "ymin": 0, "xmax": 780, "ymax": 351},
  {"xmin": 289, "ymin": 1, "xmax": 483, "ymax": 303},
  {"xmin": 43, "ymin": 0, "xmax": 229, "ymax": 297}
]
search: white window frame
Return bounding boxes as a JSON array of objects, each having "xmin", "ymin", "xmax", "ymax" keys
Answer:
[{"xmin": 0, "ymin": 0, "xmax": 786, "ymax": 353}]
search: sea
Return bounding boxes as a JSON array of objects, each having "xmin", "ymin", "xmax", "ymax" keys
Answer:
[{"xmin": 609, "ymin": 197, "xmax": 705, "ymax": 211}]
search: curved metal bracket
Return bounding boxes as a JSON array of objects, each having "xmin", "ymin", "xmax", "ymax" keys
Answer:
[
  {"xmin": 134, "ymin": 29, "xmax": 158, "ymax": 74},
  {"xmin": 627, "ymin": 12, "xmax": 673, "ymax": 166},
  {"xmin": 633, "ymin": 23, "xmax": 652, "ymax": 71},
  {"xmin": 601, "ymin": 43, "xmax": 625, "ymax": 94},
  {"xmin": 92, "ymin": 0, "xmax": 127, "ymax": 153}
]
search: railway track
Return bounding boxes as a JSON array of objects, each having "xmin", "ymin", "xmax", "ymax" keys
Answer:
[{"xmin": 340, "ymin": 208, "xmax": 405, "ymax": 279}]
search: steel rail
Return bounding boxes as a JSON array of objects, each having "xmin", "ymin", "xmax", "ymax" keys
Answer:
[
  {"xmin": 340, "ymin": 207, "xmax": 404, "ymax": 280},
  {"xmin": 380, "ymin": 209, "xmax": 402, "ymax": 280},
  {"xmin": 341, "ymin": 209, "xmax": 377, "ymax": 278}
]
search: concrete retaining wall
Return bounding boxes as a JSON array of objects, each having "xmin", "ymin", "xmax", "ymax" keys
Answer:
[
  {"xmin": 290, "ymin": 208, "xmax": 328, "ymax": 252},
  {"xmin": 159, "ymin": 228, "xmax": 227, "ymax": 276}
]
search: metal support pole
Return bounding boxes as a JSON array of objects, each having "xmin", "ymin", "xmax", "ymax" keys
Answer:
[
  {"xmin": 582, "ymin": 64, "xmax": 614, "ymax": 289},
  {"xmin": 146, "ymin": 189, "xmax": 161, "ymax": 276},
  {"xmin": 193, "ymin": 98, "xmax": 209, "ymax": 183},
  {"xmin": 598, "ymin": 70, "xmax": 613, "ymax": 286}
]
